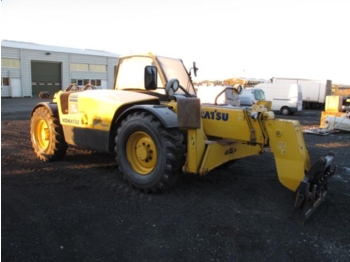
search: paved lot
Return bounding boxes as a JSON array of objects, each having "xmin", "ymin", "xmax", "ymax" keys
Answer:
[{"xmin": 1, "ymin": 97, "xmax": 50, "ymax": 113}]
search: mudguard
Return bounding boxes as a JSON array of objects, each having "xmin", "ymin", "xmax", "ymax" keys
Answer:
[
  {"xmin": 118, "ymin": 105, "xmax": 179, "ymax": 128},
  {"xmin": 31, "ymin": 102, "xmax": 58, "ymax": 117}
]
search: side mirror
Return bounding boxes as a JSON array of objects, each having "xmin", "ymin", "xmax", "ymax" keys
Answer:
[
  {"xmin": 235, "ymin": 84, "xmax": 243, "ymax": 95},
  {"xmin": 144, "ymin": 66, "xmax": 157, "ymax": 90},
  {"xmin": 165, "ymin": 79, "xmax": 179, "ymax": 96},
  {"xmin": 193, "ymin": 62, "xmax": 198, "ymax": 77}
]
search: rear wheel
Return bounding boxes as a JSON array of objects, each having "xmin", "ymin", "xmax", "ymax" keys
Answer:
[
  {"xmin": 115, "ymin": 111, "xmax": 185, "ymax": 192},
  {"xmin": 281, "ymin": 106, "xmax": 291, "ymax": 115},
  {"xmin": 30, "ymin": 107, "xmax": 67, "ymax": 161}
]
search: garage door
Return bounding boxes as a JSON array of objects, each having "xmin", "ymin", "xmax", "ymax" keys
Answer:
[{"xmin": 31, "ymin": 62, "xmax": 62, "ymax": 96}]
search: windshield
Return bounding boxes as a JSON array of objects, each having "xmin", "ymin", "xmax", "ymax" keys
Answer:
[
  {"xmin": 157, "ymin": 56, "xmax": 196, "ymax": 95},
  {"xmin": 254, "ymin": 89, "xmax": 266, "ymax": 100}
]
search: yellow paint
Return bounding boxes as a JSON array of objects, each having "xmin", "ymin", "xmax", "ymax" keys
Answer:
[{"xmin": 54, "ymin": 90, "xmax": 159, "ymax": 131}]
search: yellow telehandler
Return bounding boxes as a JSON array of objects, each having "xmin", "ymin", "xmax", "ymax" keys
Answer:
[{"xmin": 30, "ymin": 53, "xmax": 336, "ymax": 222}]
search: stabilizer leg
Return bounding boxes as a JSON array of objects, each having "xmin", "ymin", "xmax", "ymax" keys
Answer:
[{"xmin": 294, "ymin": 152, "xmax": 337, "ymax": 223}]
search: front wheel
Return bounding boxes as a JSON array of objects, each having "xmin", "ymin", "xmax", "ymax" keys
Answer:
[
  {"xmin": 115, "ymin": 112, "xmax": 185, "ymax": 192},
  {"xmin": 30, "ymin": 107, "xmax": 67, "ymax": 161}
]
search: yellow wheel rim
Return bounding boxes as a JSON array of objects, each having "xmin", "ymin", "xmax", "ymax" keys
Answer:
[
  {"xmin": 35, "ymin": 119, "xmax": 50, "ymax": 150},
  {"xmin": 126, "ymin": 131, "xmax": 157, "ymax": 175}
]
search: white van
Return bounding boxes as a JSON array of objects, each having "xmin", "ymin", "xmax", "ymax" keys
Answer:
[
  {"xmin": 239, "ymin": 88, "xmax": 265, "ymax": 106},
  {"xmin": 254, "ymin": 83, "xmax": 303, "ymax": 115}
]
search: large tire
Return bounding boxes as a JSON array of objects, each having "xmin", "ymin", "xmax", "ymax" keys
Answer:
[
  {"xmin": 30, "ymin": 107, "xmax": 67, "ymax": 161},
  {"xmin": 115, "ymin": 111, "xmax": 185, "ymax": 192}
]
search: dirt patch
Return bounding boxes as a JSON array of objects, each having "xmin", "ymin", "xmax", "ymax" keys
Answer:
[{"xmin": 2, "ymin": 109, "xmax": 350, "ymax": 262}]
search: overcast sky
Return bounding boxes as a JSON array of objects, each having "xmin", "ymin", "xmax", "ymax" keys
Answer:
[{"xmin": 1, "ymin": 0, "xmax": 350, "ymax": 84}]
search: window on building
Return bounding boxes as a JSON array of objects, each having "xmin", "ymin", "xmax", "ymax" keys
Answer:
[
  {"xmin": 2, "ymin": 59, "xmax": 10, "ymax": 68},
  {"xmin": 73, "ymin": 79, "xmax": 87, "ymax": 86},
  {"xmin": 91, "ymin": 79, "xmax": 102, "ymax": 86},
  {"xmin": 2, "ymin": 77, "xmax": 10, "ymax": 86},
  {"xmin": 70, "ymin": 63, "xmax": 89, "ymax": 71},
  {"xmin": 90, "ymin": 64, "xmax": 107, "ymax": 72},
  {"xmin": 72, "ymin": 79, "xmax": 102, "ymax": 87},
  {"xmin": 1, "ymin": 58, "xmax": 20, "ymax": 68},
  {"xmin": 11, "ymin": 59, "xmax": 20, "ymax": 68}
]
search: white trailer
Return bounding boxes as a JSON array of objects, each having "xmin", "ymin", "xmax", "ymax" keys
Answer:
[{"xmin": 271, "ymin": 78, "xmax": 332, "ymax": 108}]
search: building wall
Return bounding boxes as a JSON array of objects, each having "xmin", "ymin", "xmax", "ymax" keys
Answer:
[
  {"xmin": 108, "ymin": 57, "xmax": 117, "ymax": 88},
  {"xmin": 1, "ymin": 47, "xmax": 21, "ymax": 97},
  {"xmin": 69, "ymin": 54, "xmax": 117, "ymax": 89},
  {"xmin": 1, "ymin": 45, "xmax": 118, "ymax": 97}
]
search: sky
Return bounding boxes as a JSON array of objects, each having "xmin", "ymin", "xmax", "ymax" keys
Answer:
[{"xmin": 1, "ymin": 0, "xmax": 350, "ymax": 84}]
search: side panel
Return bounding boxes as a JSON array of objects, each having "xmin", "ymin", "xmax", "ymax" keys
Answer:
[
  {"xmin": 273, "ymin": 85, "xmax": 290, "ymax": 111},
  {"xmin": 201, "ymin": 105, "xmax": 266, "ymax": 144},
  {"xmin": 55, "ymin": 90, "xmax": 160, "ymax": 152},
  {"xmin": 62, "ymin": 125, "xmax": 110, "ymax": 152},
  {"xmin": 298, "ymin": 80, "xmax": 321, "ymax": 102}
]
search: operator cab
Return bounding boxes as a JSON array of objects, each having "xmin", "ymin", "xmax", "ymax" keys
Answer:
[{"xmin": 114, "ymin": 54, "xmax": 197, "ymax": 101}]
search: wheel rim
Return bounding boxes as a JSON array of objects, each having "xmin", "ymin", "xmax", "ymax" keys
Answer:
[
  {"xmin": 126, "ymin": 131, "xmax": 157, "ymax": 175},
  {"xmin": 35, "ymin": 119, "xmax": 50, "ymax": 150}
]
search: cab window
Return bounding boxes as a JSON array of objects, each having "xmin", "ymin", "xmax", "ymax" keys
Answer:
[
  {"xmin": 115, "ymin": 56, "xmax": 162, "ymax": 90},
  {"xmin": 254, "ymin": 90, "xmax": 265, "ymax": 100}
]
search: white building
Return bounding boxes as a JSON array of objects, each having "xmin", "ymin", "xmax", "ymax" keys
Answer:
[{"xmin": 1, "ymin": 40, "xmax": 119, "ymax": 97}]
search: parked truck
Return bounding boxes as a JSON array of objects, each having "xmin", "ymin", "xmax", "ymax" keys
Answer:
[{"xmin": 270, "ymin": 77, "xmax": 332, "ymax": 109}]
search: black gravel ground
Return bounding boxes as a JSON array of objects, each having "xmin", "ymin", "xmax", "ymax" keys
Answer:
[{"xmin": 1, "ymin": 99, "xmax": 350, "ymax": 262}]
